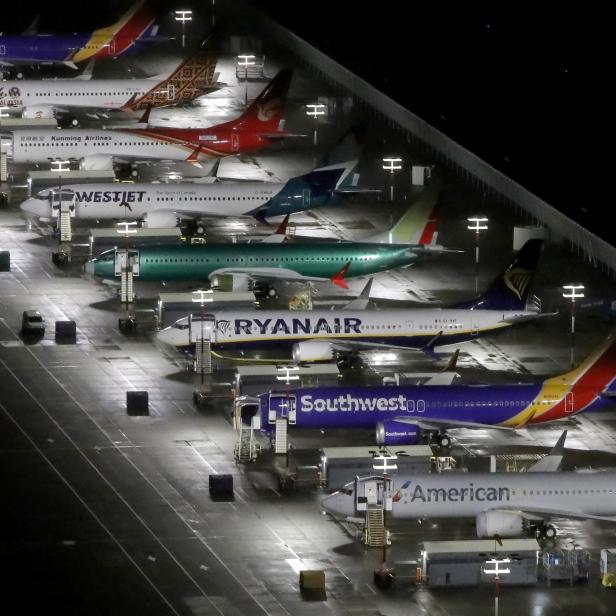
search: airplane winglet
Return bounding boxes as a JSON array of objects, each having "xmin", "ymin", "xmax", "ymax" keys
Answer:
[
  {"xmin": 526, "ymin": 430, "xmax": 567, "ymax": 472},
  {"xmin": 358, "ymin": 277, "xmax": 373, "ymax": 299},
  {"xmin": 186, "ymin": 146, "xmax": 202, "ymax": 164},
  {"xmin": 331, "ymin": 262, "xmax": 351, "ymax": 289},
  {"xmin": 442, "ymin": 348, "xmax": 460, "ymax": 372},
  {"xmin": 138, "ymin": 104, "xmax": 152, "ymax": 125},
  {"xmin": 122, "ymin": 93, "xmax": 138, "ymax": 111},
  {"xmin": 274, "ymin": 214, "xmax": 290, "ymax": 236}
]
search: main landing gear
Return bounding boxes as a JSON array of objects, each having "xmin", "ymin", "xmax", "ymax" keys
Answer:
[
  {"xmin": 431, "ymin": 432, "xmax": 452, "ymax": 449},
  {"xmin": 535, "ymin": 523, "xmax": 557, "ymax": 540}
]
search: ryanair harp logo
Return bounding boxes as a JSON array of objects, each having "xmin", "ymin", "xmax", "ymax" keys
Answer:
[
  {"xmin": 216, "ymin": 319, "xmax": 231, "ymax": 335},
  {"xmin": 504, "ymin": 267, "xmax": 532, "ymax": 300}
]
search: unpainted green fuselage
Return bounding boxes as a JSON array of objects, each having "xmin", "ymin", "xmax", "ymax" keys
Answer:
[{"xmin": 90, "ymin": 242, "xmax": 416, "ymax": 281}]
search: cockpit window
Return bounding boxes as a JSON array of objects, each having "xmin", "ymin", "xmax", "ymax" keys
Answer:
[
  {"xmin": 173, "ymin": 322, "xmax": 189, "ymax": 330},
  {"xmin": 340, "ymin": 487, "xmax": 354, "ymax": 495},
  {"xmin": 36, "ymin": 189, "xmax": 50, "ymax": 198}
]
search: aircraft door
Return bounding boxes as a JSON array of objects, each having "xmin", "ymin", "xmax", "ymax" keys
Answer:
[
  {"xmin": 355, "ymin": 475, "xmax": 393, "ymax": 512},
  {"xmin": 114, "ymin": 248, "xmax": 139, "ymax": 276},
  {"xmin": 268, "ymin": 392, "xmax": 296, "ymax": 424},
  {"xmin": 107, "ymin": 39, "xmax": 116, "ymax": 55},
  {"xmin": 50, "ymin": 189, "xmax": 76, "ymax": 218},
  {"xmin": 471, "ymin": 319, "xmax": 479, "ymax": 336},
  {"xmin": 565, "ymin": 391, "xmax": 574, "ymax": 413},
  {"xmin": 302, "ymin": 188, "xmax": 311, "ymax": 208},
  {"xmin": 188, "ymin": 313, "xmax": 217, "ymax": 344},
  {"xmin": 0, "ymin": 45, "xmax": 6, "ymax": 56},
  {"xmin": 167, "ymin": 85, "xmax": 176, "ymax": 100},
  {"xmin": 231, "ymin": 133, "xmax": 240, "ymax": 152}
]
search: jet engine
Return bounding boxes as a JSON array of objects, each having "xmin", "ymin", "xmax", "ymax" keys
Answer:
[
  {"xmin": 292, "ymin": 341, "xmax": 334, "ymax": 363},
  {"xmin": 475, "ymin": 511, "xmax": 526, "ymax": 538},
  {"xmin": 79, "ymin": 155, "xmax": 113, "ymax": 171},
  {"xmin": 210, "ymin": 273, "xmax": 252, "ymax": 292},
  {"xmin": 142, "ymin": 211, "xmax": 178, "ymax": 229},
  {"xmin": 22, "ymin": 105, "xmax": 54, "ymax": 120},
  {"xmin": 376, "ymin": 421, "xmax": 422, "ymax": 446}
]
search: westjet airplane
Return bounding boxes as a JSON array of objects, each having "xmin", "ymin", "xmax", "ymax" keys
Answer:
[
  {"xmin": 6, "ymin": 69, "xmax": 294, "ymax": 170},
  {"xmin": 19, "ymin": 124, "xmax": 366, "ymax": 226},
  {"xmin": 0, "ymin": 44, "xmax": 221, "ymax": 122},
  {"xmin": 248, "ymin": 330, "xmax": 616, "ymax": 447},
  {"xmin": 0, "ymin": 0, "xmax": 159, "ymax": 68},
  {"xmin": 322, "ymin": 432, "xmax": 616, "ymax": 540},
  {"xmin": 156, "ymin": 239, "xmax": 546, "ymax": 362}
]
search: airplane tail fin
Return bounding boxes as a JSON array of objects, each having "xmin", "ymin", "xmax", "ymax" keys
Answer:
[
  {"xmin": 455, "ymin": 239, "xmax": 543, "ymax": 311},
  {"xmin": 129, "ymin": 37, "xmax": 221, "ymax": 110},
  {"xmin": 231, "ymin": 68, "xmax": 293, "ymax": 133},
  {"xmin": 89, "ymin": 0, "xmax": 157, "ymax": 59},
  {"xmin": 364, "ymin": 177, "xmax": 443, "ymax": 245}
]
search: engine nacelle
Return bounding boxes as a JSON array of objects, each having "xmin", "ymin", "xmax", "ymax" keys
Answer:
[
  {"xmin": 210, "ymin": 273, "xmax": 252, "ymax": 292},
  {"xmin": 142, "ymin": 211, "xmax": 178, "ymax": 228},
  {"xmin": 80, "ymin": 155, "xmax": 113, "ymax": 171},
  {"xmin": 376, "ymin": 421, "xmax": 422, "ymax": 446},
  {"xmin": 292, "ymin": 341, "xmax": 334, "ymax": 363},
  {"xmin": 22, "ymin": 105, "xmax": 54, "ymax": 120},
  {"xmin": 476, "ymin": 511, "xmax": 525, "ymax": 538}
]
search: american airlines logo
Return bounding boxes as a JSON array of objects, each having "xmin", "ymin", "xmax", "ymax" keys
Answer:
[
  {"xmin": 300, "ymin": 394, "xmax": 408, "ymax": 413},
  {"xmin": 504, "ymin": 267, "xmax": 532, "ymax": 300},
  {"xmin": 396, "ymin": 481, "xmax": 511, "ymax": 503}
]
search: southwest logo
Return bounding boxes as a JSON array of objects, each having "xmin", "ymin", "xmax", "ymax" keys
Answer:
[{"xmin": 392, "ymin": 480, "xmax": 411, "ymax": 502}]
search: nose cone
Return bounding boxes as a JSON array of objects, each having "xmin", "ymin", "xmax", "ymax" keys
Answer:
[
  {"xmin": 20, "ymin": 198, "xmax": 51, "ymax": 219},
  {"xmin": 157, "ymin": 326, "xmax": 181, "ymax": 347},
  {"xmin": 320, "ymin": 491, "xmax": 355, "ymax": 517}
]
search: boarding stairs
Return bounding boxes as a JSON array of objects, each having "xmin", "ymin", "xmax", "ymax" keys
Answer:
[
  {"xmin": 365, "ymin": 505, "xmax": 386, "ymax": 547},
  {"xmin": 120, "ymin": 268, "xmax": 134, "ymax": 304},
  {"xmin": 234, "ymin": 425, "xmax": 259, "ymax": 463},
  {"xmin": 58, "ymin": 201, "xmax": 73, "ymax": 242},
  {"xmin": 274, "ymin": 418, "xmax": 288, "ymax": 454},
  {"xmin": 195, "ymin": 338, "xmax": 212, "ymax": 374}
]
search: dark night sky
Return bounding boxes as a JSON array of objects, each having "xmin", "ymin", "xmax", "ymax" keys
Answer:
[{"xmin": 2, "ymin": 1, "xmax": 609, "ymax": 243}]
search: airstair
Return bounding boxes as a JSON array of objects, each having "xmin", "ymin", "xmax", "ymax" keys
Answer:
[
  {"xmin": 365, "ymin": 505, "xmax": 386, "ymax": 547},
  {"xmin": 274, "ymin": 418, "xmax": 288, "ymax": 454},
  {"xmin": 195, "ymin": 338, "xmax": 212, "ymax": 374}
]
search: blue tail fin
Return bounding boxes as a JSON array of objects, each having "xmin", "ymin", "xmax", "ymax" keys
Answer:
[{"xmin": 457, "ymin": 239, "xmax": 543, "ymax": 311}]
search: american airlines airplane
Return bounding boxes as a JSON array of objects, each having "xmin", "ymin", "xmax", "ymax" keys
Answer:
[
  {"xmin": 156, "ymin": 240, "xmax": 546, "ymax": 362},
  {"xmin": 245, "ymin": 330, "xmax": 616, "ymax": 447},
  {"xmin": 0, "ymin": 44, "xmax": 221, "ymax": 121},
  {"xmin": 321, "ymin": 433, "xmax": 616, "ymax": 539},
  {"xmin": 0, "ymin": 0, "xmax": 159, "ymax": 68},
  {"xmin": 5, "ymin": 69, "xmax": 293, "ymax": 170},
  {"xmin": 19, "ymin": 125, "xmax": 364, "ymax": 226}
]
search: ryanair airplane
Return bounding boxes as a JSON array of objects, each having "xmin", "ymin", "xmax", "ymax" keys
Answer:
[
  {"xmin": 322, "ymin": 433, "xmax": 616, "ymax": 540},
  {"xmin": 157, "ymin": 240, "xmax": 546, "ymax": 362}
]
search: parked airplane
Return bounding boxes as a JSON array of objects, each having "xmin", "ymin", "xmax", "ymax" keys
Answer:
[
  {"xmin": 0, "ymin": 45, "xmax": 221, "ymax": 122},
  {"xmin": 245, "ymin": 330, "xmax": 616, "ymax": 447},
  {"xmin": 6, "ymin": 68, "xmax": 293, "ymax": 170},
  {"xmin": 321, "ymin": 432, "xmax": 616, "ymax": 539},
  {"xmin": 85, "ymin": 193, "xmax": 445, "ymax": 295},
  {"xmin": 19, "ymin": 124, "xmax": 366, "ymax": 226},
  {"xmin": 155, "ymin": 240, "xmax": 546, "ymax": 362},
  {"xmin": 0, "ymin": 0, "xmax": 159, "ymax": 68}
]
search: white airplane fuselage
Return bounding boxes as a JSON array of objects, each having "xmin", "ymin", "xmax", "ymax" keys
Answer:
[
  {"xmin": 322, "ymin": 471, "xmax": 616, "ymax": 519},
  {"xmin": 9, "ymin": 129, "xmax": 200, "ymax": 166},
  {"xmin": 0, "ymin": 79, "xmax": 166, "ymax": 115},
  {"xmin": 21, "ymin": 182, "xmax": 282, "ymax": 221}
]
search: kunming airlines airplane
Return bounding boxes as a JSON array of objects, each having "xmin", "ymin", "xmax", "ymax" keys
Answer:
[
  {"xmin": 0, "ymin": 44, "xmax": 221, "ymax": 122},
  {"xmin": 322, "ymin": 432, "xmax": 616, "ymax": 540},
  {"xmin": 245, "ymin": 329, "xmax": 616, "ymax": 448},
  {"xmin": 155, "ymin": 240, "xmax": 546, "ymax": 362},
  {"xmin": 0, "ymin": 0, "xmax": 159, "ymax": 69},
  {"xmin": 19, "ymin": 124, "xmax": 365, "ymax": 226},
  {"xmin": 6, "ymin": 68, "xmax": 293, "ymax": 171}
]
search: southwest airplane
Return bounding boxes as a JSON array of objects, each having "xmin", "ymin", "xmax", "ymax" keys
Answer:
[
  {"xmin": 155, "ymin": 240, "xmax": 546, "ymax": 363},
  {"xmin": 321, "ymin": 433, "xmax": 616, "ymax": 539},
  {"xmin": 85, "ymin": 192, "xmax": 445, "ymax": 293},
  {"xmin": 0, "ymin": 44, "xmax": 221, "ymax": 121},
  {"xmin": 7, "ymin": 68, "xmax": 293, "ymax": 170},
  {"xmin": 248, "ymin": 329, "xmax": 616, "ymax": 448},
  {"xmin": 0, "ymin": 0, "xmax": 158, "ymax": 68},
  {"xmin": 19, "ymin": 125, "xmax": 366, "ymax": 226}
]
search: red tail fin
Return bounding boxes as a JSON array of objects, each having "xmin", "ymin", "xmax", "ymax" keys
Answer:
[
  {"xmin": 331, "ymin": 262, "xmax": 351, "ymax": 289},
  {"xmin": 233, "ymin": 68, "xmax": 293, "ymax": 132}
]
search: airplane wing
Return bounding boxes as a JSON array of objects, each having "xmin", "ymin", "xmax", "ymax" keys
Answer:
[
  {"xmin": 391, "ymin": 416, "xmax": 515, "ymax": 432},
  {"xmin": 207, "ymin": 267, "xmax": 336, "ymax": 285},
  {"xmin": 492, "ymin": 506, "xmax": 616, "ymax": 524},
  {"xmin": 501, "ymin": 311, "xmax": 558, "ymax": 324}
]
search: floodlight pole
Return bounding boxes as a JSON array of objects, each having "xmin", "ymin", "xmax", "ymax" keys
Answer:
[
  {"xmin": 563, "ymin": 284, "xmax": 585, "ymax": 369},
  {"xmin": 483, "ymin": 557, "xmax": 510, "ymax": 616},
  {"xmin": 175, "ymin": 10, "xmax": 193, "ymax": 49},
  {"xmin": 237, "ymin": 55, "xmax": 256, "ymax": 107},
  {"xmin": 382, "ymin": 158, "xmax": 402, "ymax": 202},
  {"xmin": 116, "ymin": 221, "xmax": 138, "ymax": 312},
  {"xmin": 467, "ymin": 217, "xmax": 489, "ymax": 295},
  {"xmin": 305, "ymin": 103, "xmax": 326, "ymax": 146}
]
